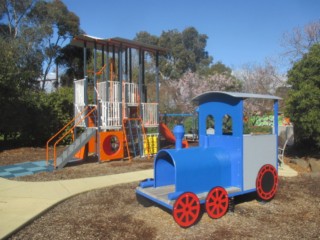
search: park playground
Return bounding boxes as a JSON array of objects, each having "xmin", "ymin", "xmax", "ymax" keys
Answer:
[{"xmin": 0, "ymin": 34, "xmax": 319, "ymax": 239}]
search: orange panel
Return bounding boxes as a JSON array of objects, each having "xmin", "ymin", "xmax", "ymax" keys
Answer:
[
  {"xmin": 100, "ymin": 131, "xmax": 124, "ymax": 162},
  {"xmin": 74, "ymin": 111, "xmax": 97, "ymax": 158},
  {"xmin": 74, "ymin": 145, "xmax": 86, "ymax": 159},
  {"xmin": 88, "ymin": 135, "xmax": 96, "ymax": 154}
]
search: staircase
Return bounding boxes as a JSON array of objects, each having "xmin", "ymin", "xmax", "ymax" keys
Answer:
[
  {"xmin": 56, "ymin": 127, "xmax": 97, "ymax": 169},
  {"xmin": 123, "ymin": 118, "xmax": 148, "ymax": 160}
]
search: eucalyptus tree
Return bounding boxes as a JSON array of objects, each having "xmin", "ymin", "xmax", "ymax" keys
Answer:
[
  {"xmin": 28, "ymin": 0, "xmax": 80, "ymax": 89},
  {"xmin": 135, "ymin": 27, "xmax": 213, "ymax": 79}
]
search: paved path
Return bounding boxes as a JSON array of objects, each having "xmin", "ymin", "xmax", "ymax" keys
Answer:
[
  {"xmin": 278, "ymin": 163, "xmax": 298, "ymax": 177},
  {"xmin": 0, "ymin": 169, "xmax": 153, "ymax": 239},
  {"xmin": 0, "ymin": 164, "xmax": 297, "ymax": 239}
]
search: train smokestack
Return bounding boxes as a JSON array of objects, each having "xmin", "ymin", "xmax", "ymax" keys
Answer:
[{"xmin": 173, "ymin": 125, "xmax": 185, "ymax": 150}]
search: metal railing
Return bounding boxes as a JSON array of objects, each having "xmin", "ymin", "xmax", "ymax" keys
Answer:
[
  {"xmin": 141, "ymin": 103, "xmax": 158, "ymax": 127},
  {"xmin": 96, "ymin": 80, "xmax": 121, "ymax": 102},
  {"xmin": 74, "ymin": 78, "xmax": 87, "ymax": 127},
  {"xmin": 96, "ymin": 81, "xmax": 107, "ymax": 101},
  {"xmin": 100, "ymin": 101, "xmax": 122, "ymax": 128},
  {"xmin": 46, "ymin": 106, "xmax": 97, "ymax": 168},
  {"xmin": 46, "ymin": 106, "xmax": 89, "ymax": 165},
  {"xmin": 123, "ymin": 82, "xmax": 139, "ymax": 104},
  {"xmin": 53, "ymin": 106, "xmax": 97, "ymax": 168}
]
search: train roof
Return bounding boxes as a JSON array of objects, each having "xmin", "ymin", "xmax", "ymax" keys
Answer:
[
  {"xmin": 70, "ymin": 34, "xmax": 167, "ymax": 54},
  {"xmin": 192, "ymin": 91, "xmax": 282, "ymax": 103}
]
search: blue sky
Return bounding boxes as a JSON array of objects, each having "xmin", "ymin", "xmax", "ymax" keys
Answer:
[{"xmin": 63, "ymin": 0, "xmax": 319, "ymax": 72}]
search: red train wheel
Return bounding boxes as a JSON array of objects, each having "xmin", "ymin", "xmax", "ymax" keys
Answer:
[
  {"xmin": 173, "ymin": 192, "xmax": 200, "ymax": 228},
  {"xmin": 256, "ymin": 164, "xmax": 278, "ymax": 201},
  {"xmin": 205, "ymin": 187, "xmax": 229, "ymax": 219}
]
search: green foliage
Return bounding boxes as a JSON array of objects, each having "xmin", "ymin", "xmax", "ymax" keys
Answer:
[
  {"xmin": 183, "ymin": 117, "xmax": 195, "ymax": 134},
  {"xmin": 286, "ymin": 43, "xmax": 320, "ymax": 149},
  {"xmin": 27, "ymin": 0, "xmax": 80, "ymax": 90},
  {"xmin": 40, "ymin": 87, "xmax": 74, "ymax": 144},
  {"xmin": 0, "ymin": 87, "xmax": 74, "ymax": 146},
  {"xmin": 243, "ymin": 124, "xmax": 272, "ymax": 135},
  {"xmin": 57, "ymin": 45, "xmax": 92, "ymax": 86},
  {"xmin": 0, "ymin": 0, "xmax": 81, "ymax": 147},
  {"xmin": 135, "ymin": 27, "xmax": 213, "ymax": 79},
  {"xmin": 0, "ymin": 36, "xmax": 42, "ymax": 144},
  {"xmin": 201, "ymin": 61, "xmax": 232, "ymax": 76}
]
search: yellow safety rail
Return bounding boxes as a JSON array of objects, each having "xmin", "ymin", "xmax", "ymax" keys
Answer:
[
  {"xmin": 52, "ymin": 106, "xmax": 97, "ymax": 168},
  {"xmin": 122, "ymin": 118, "xmax": 150, "ymax": 162},
  {"xmin": 46, "ymin": 106, "xmax": 90, "ymax": 165}
]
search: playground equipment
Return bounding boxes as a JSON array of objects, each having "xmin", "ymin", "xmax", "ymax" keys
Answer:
[
  {"xmin": 136, "ymin": 91, "xmax": 281, "ymax": 227},
  {"xmin": 46, "ymin": 35, "xmax": 166, "ymax": 169}
]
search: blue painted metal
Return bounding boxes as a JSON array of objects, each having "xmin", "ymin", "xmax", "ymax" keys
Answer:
[
  {"xmin": 173, "ymin": 125, "xmax": 184, "ymax": 149},
  {"xmin": 155, "ymin": 146, "xmax": 231, "ymax": 196},
  {"xmin": 137, "ymin": 91, "xmax": 280, "ymax": 215}
]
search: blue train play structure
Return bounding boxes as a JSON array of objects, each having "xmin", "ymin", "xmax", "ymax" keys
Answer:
[{"xmin": 136, "ymin": 91, "xmax": 281, "ymax": 227}]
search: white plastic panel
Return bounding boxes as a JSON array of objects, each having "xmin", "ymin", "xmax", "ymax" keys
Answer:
[
  {"xmin": 74, "ymin": 79, "xmax": 86, "ymax": 127},
  {"xmin": 243, "ymin": 134, "xmax": 277, "ymax": 191}
]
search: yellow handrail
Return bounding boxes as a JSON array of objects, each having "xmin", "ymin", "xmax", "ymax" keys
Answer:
[
  {"xmin": 46, "ymin": 106, "xmax": 90, "ymax": 165},
  {"xmin": 53, "ymin": 106, "xmax": 97, "ymax": 168}
]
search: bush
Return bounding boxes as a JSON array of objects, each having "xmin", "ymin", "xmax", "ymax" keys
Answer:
[
  {"xmin": 1, "ymin": 87, "xmax": 74, "ymax": 147},
  {"xmin": 286, "ymin": 44, "xmax": 320, "ymax": 150}
]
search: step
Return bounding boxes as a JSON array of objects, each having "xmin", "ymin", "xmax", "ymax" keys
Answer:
[{"xmin": 137, "ymin": 185, "xmax": 242, "ymax": 206}]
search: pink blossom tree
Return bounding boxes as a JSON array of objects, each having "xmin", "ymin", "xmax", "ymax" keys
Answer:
[{"xmin": 164, "ymin": 71, "xmax": 241, "ymax": 112}]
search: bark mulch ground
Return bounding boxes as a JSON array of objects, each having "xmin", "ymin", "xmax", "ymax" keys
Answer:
[{"xmin": 1, "ymin": 147, "xmax": 319, "ymax": 239}]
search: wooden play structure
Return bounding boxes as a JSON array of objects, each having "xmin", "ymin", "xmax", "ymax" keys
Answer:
[{"xmin": 46, "ymin": 35, "xmax": 166, "ymax": 169}]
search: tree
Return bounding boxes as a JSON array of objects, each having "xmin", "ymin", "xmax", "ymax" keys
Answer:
[
  {"xmin": 0, "ymin": 0, "xmax": 36, "ymax": 38},
  {"xmin": 204, "ymin": 61, "xmax": 233, "ymax": 76},
  {"xmin": 235, "ymin": 60, "xmax": 287, "ymax": 113},
  {"xmin": 135, "ymin": 27, "xmax": 213, "ymax": 79},
  {"xmin": 56, "ymin": 44, "xmax": 92, "ymax": 87},
  {"xmin": 28, "ymin": 0, "xmax": 80, "ymax": 90},
  {"xmin": 0, "ymin": 0, "xmax": 43, "ymax": 90},
  {"xmin": 282, "ymin": 19, "xmax": 320, "ymax": 62},
  {"xmin": 286, "ymin": 43, "xmax": 320, "ymax": 149},
  {"xmin": 0, "ymin": 0, "xmax": 81, "ymax": 146},
  {"xmin": 163, "ymin": 71, "xmax": 241, "ymax": 112},
  {"xmin": 0, "ymin": 0, "xmax": 81, "ymax": 90}
]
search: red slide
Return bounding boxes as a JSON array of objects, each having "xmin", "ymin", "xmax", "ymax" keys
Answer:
[{"xmin": 159, "ymin": 123, "xmax": 188, "ymax": 148}]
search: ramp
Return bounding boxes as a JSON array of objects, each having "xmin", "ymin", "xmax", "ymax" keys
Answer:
[{"xmin": 56, "ymin": 128, "xmax": 96, "ymax": 169}]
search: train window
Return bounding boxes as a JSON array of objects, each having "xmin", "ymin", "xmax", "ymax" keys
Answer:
[
  {"xmin": 206, "ymin": 115, "xmax": 215, "ymax": 135},
  {"xmin": 223, "ymin": 114, "xmax": 233, "ymax": 135}
]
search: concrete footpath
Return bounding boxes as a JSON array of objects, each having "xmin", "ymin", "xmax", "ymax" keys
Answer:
[
  {"xmin": 278, "ymin": 163, "xmax": 298, "ymax": 177},
  {"xmin": 0, "ymin": 165, "xmax": 297, "ymax": 239},
  {"xmin": 0, "ymin": 169, "xmax": 153, "ymax": 239}
]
